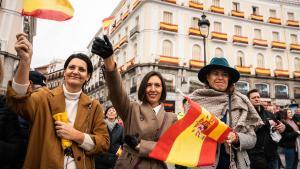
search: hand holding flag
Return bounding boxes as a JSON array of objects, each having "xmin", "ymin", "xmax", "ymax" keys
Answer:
[{"xmin": 53, "ymin": 112, "xmax": 72, "ymax": 151}]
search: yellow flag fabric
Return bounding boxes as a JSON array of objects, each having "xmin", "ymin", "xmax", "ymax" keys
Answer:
[
  {"xmin": 22, "ymin": 0, "xmax": 74, "ymax": 21},
  {"xmin": 52, "ymin": 112, "xmax": 72, "ymax": 150},
  {"xmin": 102, "ymin": 16, "xmax": 115, "ymax": 30}
]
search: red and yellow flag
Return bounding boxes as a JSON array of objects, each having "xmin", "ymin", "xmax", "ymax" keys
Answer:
[
  {"xmin": 116, "ymin": 146, "xmax": 123, "ymax": 157},
  {"xmin": 102, "ymin": 16, "xmax": 115, "ymax": 30},
  {"xmin": 22, "ymin": 0, "xmax": 74, "ymax": 21},
  {"xmin": 149, "ymin": 97, "xmax": 231, "ymax": 167}
]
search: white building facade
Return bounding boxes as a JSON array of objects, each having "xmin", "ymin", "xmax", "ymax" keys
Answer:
[{"xmin": 87, "ymin": 0, "xmax": 300, "ymax": 111}]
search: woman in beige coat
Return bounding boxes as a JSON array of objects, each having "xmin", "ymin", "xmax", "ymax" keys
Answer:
[
  {"xmin": 92, "ymin": 36, "xmax": 177, "ymax": 169},
  {"xmin": 6, "ymin": 33, "xmax": 110, "ymax": 169}
]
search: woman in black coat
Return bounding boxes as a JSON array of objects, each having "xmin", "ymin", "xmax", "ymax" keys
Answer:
[{"xmin": 95, "ymin": 106, "xmax": 123, "ymax": 169}]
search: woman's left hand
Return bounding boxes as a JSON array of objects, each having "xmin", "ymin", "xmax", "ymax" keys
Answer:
[
  {"xmin": 226, "ymin": 131, "xmax": 239, "ymax": 144},
  {"xmin": 55, "ymin": 121, "xmax": 85, "ymax": 144}
]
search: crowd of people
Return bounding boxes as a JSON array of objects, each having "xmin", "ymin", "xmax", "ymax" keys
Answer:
[{"xmin": 1, "ymin": 33, "xmax": 300, "ymax": 169}]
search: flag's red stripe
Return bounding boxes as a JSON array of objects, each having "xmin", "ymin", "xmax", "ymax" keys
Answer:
[
  {"xmin": 202, "ymin": 115, "xmax": 219, "ymax": 136},
  {"xmin": 22, "ymin": 9, "xmax": 72, "ymax": 21},
  {"xmin": 149, "ymin": 101, "xmax": 202, "ymax": 160},
  {"xmin": 217, "ymin": 127, "xmax": 232, "ymax": 143},
  {"xmin": 102, "ymin": 16, "xmax": 115, "ymax": 22},
  {"xmin": 198, "ymin": 137, "xmax": 217, "ymax": 166}
]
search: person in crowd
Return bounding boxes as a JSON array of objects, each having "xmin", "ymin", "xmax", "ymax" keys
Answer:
[
  {"xmin": 189, "ymin": 57, "xmax": 263, "ymax": 169},
  {"xmin": 0, "ymin": 58, "xmax": 22, "ymax": 169},
  {"xmin": 95, "ymin": 106, "xmax": 123, "ymax": 169},
  {"xmin": 92, "ymin": 35, "xmax": 177, "ymax": 169},
  {"xmin": 280, "ymin": 108, "xmax": 300, "ymax": 169},
  {"xmin": 6, "ymin": 33, "xmax": 109, "ymax": 169},
  {"xmin": 293, "ymin": 107, "xmax": 300, "ymax": 128},
  {"xmin": 247, "ymin": 89, "xmax": 285, "ymax": 169},
  {"xmin": 17, "ymin": 70, "xmax": 48, "ymax": 168}
]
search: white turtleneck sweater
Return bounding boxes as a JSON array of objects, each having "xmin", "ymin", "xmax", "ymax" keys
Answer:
[{"xmin": 12, "ymin": 80, "xmax": 95, "ymax": 169}]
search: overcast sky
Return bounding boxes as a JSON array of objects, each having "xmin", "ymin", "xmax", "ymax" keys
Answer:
[{"xmin": 31, "ymin": 0, "xmax": 120, "ymax": 68}]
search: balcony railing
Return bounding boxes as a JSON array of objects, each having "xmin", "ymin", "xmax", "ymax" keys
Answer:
[
  {"xmin": 235, "ymin": 66, "xmax": 251, "ymax": 74},
  {"xmin": 159, "ymin": 55, "xmax": 179, "ymax": 65},
  {"xmin": 211, "ymin": 31, "xmax": 227, "ymax": 41},
  {"xmin": 125, "ymin": 58, "xmax": 135, "ymax": 69},
  {"xmin": 189, "ymin": 59, "xmax": 204, "ymax": 68},
  {"xmin": 274, "ymin": 69, "xmax": 289, "ymax": 77},
  {"xmin": 268, "ymin": 17, "xmax": 281, "ymax": 25},
  {"xmin": 119, "ymin": 36, "xmax": 128, "ymax": 47},
  {"xmin": 132, "ymin": 0, "xmax": 141, "ymax": 10},
  {"xmin": 159, "ymin": 22, "xmax": 178, "ymax": 32},
  {"xmin": 287, "ymin": 20, "xmax": 299, "ymax": 27},
  {"xmin": 189, "ymin": 1, "xmax": 203, "ymax": 10},
  {"xmin": 121, "ymin": 11, "xmax": 129, "ymax": 20},
  {"xmin": 250, "ymin": 14, "xmax": 264, "ymax": 21},
  {"xmin": 256, "ymin": 67, "xmax": 271, "ymax": 76},
  {"xmin": 130, "ymin": 25, "xmax": 140, "ymax": 38},
  {"xmin": 231, "ymin": 10, "xmax": 244, "ymax": 18},
  {"xmin": 162, "ymin": 0, "xmax": 176, "ymax": 4},
  {"xmin": 275, "ymin": 93, "xmax": 288, "ymax": 99},
  {"xmin": 290, "ymin": 43, "xmax": 300, "ymax": 52},
  {"xmin": 271, "ymin": 41, "xmax": 286, "ymax": 49},
  {"xmin": 253, "ymin": 39, "xmax": 268, "ymax": 47},
  {"xmin": 210, "ymin": 5, "xmax": 224, "ymax": 14},
  {"xmin": 113, "ymin": 43, "xmax": 120, "ymax": 51},
  {"xmin": 233, "ymin": 35, "xmax": 248, "ymax": 44},
  {"xmin": 188, "ymin": 27, "xmax": 203, "ymax": 36},
  {"xmin": 260, "ymin": 92, "xmax": 270, "ymax": 98},
  {"xmin": 294, "ymin": 71, "xmax": 300, "ymax": 78}
]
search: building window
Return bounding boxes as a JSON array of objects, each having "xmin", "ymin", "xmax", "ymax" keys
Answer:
[
  {"xmin": 255, "ymin": 83, "xmax": 270, "ymax": 98},
  {"xmin": 163, "ymin": 74, "xmax": 175, "ymax": 92},
  {"xmin": 232, "ymin": 2, "xmax": 240, "ymax": 11},
  {"xmin": 294, "ymin": 87, "xmax": 300, "ymax": 99},
  {"xmin": 291, "ymin": 34, "xmax": 298, "ymax": 44},
  {"xmin": 275, "ymin": 84, "xmax": 288, "ymax": 99},
  {"xmin": 118, "ymin": 34, "xmax": 121, "ymax": 41},
  {"xmin": 214, "ymin": 21, "xmax": 222, "ymax": 32},
  {"xmin": 135, "ymin": 16, "xmax": 139, "ymax": 25},
  {"xmin": 192, "ymin": 44, "xmax": 201, "ymax": 60},
  {"xmin": 236, "ymin": 81, "xmax": 249, "ymax": 95},
  {"xmin": 133, "ymin": 43, "xmax": 138, "ymax": 58},
  {"xmin": 295, "ymin": 58, "xmax": 300, "ymax": 71},
  {"xmin": 192, "ymin": 0, "xmax": 202, "ymax": 3},
  {"xmin": 162, "ymin": 40, "xmax": 173, "ymax": 56},
  {"xmin": 212, "ymin": 0, "xmax": 220, "ymax": 6},
  {"xmin": 288, "ymin": 12, "xmax": 294, "ymax": 20},
  {"xmin": 163, "ymin": 11, "xmax": 173, "ymax": 24},
  {"xmin": 130, "ymin": 76, "xmax": 137, "ymax": 94},
  {"xmin": 191, "ymin": 17, "xmax": 199, "ymax": 28},
  {"xmin": 272, "ymin": 32, "xmax": 279, "ymax": 41},
  {"xmin": 215, "ymin": 47, "xmax": 224, "ymax": 57},
  {"xmin": 237, "ymin": 51, "xmax": 245, "ymax": 66},
  {"xmin": 252, "ymin": 6, "xmax": 259, "ymax": 15},
  {"xmin": 257, "ymin": 53, "xmax": 264, "ymax": 68},
  {"xmin": 275, "ymin": 55, "xmax": 283, "ymax": 69},
  {"xmin": 254, "ymin": 29, "xmax": 261, "ymax": 39},
  {"xmin": 123, "ymin": 52, "xmax": 127, "ymax": 64},
  {"xmin": 269, "ymin": 9, "xmax": 276, "ymax": 18},
  {"xmin": 125, "ymin": 27, "xmax": 128, "ymax": 35},
  {"xmin": 234, "ymin": 25, "xmax": 242, "ymax": 36}
]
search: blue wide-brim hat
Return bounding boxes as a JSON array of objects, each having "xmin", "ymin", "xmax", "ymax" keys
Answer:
[{"xmin": 198, "ymin": 57, "xmax": 240, "ymax": 83}]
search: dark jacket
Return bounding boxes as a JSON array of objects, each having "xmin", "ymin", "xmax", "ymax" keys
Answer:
[
  {"xmin": 95, "ymin": 122, "xmax": 124, "ymax": 169},
  {"xmin": 280, "ymin": 120, "xmax": 299, "ymax": 148},
  {"xmin": 0, "ymin": 95, "xmax": 22, "ymax": 169},
  {"xmin": 248, "ymin": 105, "xmax": 280, "ymax": 169}
]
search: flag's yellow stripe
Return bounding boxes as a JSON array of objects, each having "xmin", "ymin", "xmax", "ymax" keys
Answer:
[
  {"xmin": 23, "ymin": 0, "xmax": 74, "ymax": 16},
  {"xmin": 207, "ymin": 121, "xmax": 228, "ymax": 140},
  {"xmin": 165, "ymin": 116, "xmax": 206, "ymax": 167}
]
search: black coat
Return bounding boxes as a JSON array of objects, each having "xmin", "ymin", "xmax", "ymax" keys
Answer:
[
  {"xmin": 248, "ymin": 106, "xmax": 280, "ymax": 169},
  {"xmin": 279, "ymin": 120, "xmax": 299, "ymax": 148},
  {"xmin": 0, "ymin": 95, "xmax": 22, "ymax": 169},
  {"xmin": 95, "ymin": 122, "xmax": 123, "ymax": 169}
]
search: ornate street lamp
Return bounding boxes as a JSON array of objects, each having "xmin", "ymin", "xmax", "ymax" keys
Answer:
[{"xmin": 198, "ymin": 14, "xmax": 210, "ymax": 66}]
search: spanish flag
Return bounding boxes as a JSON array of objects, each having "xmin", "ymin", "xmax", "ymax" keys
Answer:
[
  {"xmin": 116, "ymin": 146, "xmax": 123, "ymax": 157},
  {"xmin": 102, "ymin": 16, "xmax": 115, "ymax": 30},
  {"xmin": 53, "ymin": 112, "xmax": 72, "ymax": 150},
  {"xmin": 22, "ymin": 0, "xmax": 74, "ymax": 21},
  {"xmin": 149, "ymin": 97, "xmax": 231, "ymax": 167}
]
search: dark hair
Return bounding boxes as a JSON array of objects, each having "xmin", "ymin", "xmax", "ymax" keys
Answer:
[
  {"xmin": 63, "ymin": 53, "xmax": 93, "ymax": 88},
  {"xmin": 138, "ymin": 71, "xmax": 167, "ymax": 103},
  {"xmin": 281, "ymin": 108, "xmax": 292, "ymax": 120},
  {"xmin": 104, "ymin": 106, "xmax": 116, "ymax": 118},
  {"xmin": 247, "ymin": 89, "xmax": 259, "ymax": 98}
]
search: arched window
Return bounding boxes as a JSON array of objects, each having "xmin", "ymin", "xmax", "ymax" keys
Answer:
[
  {"xmin": 237, "ymin": 51, "xmax": 245, "ymax": 66},
  {"xmin": 162, "ymin": 40, "xmax": 173, "ymax": 56},
  {"xmin": 257, "ymin": 53, "xmax": 264, "ymax": 68},
  {"xmin": 275, "ymin": 55, "xmax": 283, "ymax": 69},
  {"xmin": 191, "ymin": 17, "xmax": 199, "ymax": 28},
  {"xmin": 235, "ymin": 81, "xmax": 249, "ymax": 95},
  {"xmin": 215, "ymin": 47, "xmax": 224, "ymax": 57},
  {"xmin": 255, "ymin": 83, "xmax": 270, "ymax": 98},
  {"xmin": 192, "ymin": 44, "xmax": 201, "ymax": 60},
  {"xmin": 275, "ymin": 84, "xmax": 288, "ymax": 99},
  {"xmin": 295, "ymin": 58, "xmax": 300, "ymax": 71}
]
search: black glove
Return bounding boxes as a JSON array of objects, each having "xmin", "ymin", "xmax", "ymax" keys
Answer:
[
  {"xmin": 92, "ymin": 35, "xmax": 113, "ymax": 59},
  {"xmin": 124, "ymin": 134, "xmax": 140, "ymax": 149}
]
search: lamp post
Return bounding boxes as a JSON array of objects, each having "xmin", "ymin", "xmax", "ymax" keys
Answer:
[{"xmin": 198, "ymin": 14, "xmax": 210, "ymax": 66}]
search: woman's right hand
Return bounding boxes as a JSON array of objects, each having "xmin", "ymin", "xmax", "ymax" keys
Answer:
[
  {"xmin": 15, "ymin": 33, "xmax": 32, "ymax": 65},
  {"xmin": 92, "ymin": 35, "xmax": 113, "ymax": 59}
]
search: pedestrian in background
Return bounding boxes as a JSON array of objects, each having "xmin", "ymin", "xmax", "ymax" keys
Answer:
[
  {"xmin": 95, "ymin": 106, "xmax": 123, "ymax": 169},
  {"xmin": 92, "ymin": 35, "xmax": 177, "ymax": 169}
]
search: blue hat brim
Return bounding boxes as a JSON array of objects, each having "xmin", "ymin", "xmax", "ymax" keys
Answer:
[{"xmin": 198, "ymin": 64, "xmax": 240, "ymax": 83}]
